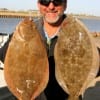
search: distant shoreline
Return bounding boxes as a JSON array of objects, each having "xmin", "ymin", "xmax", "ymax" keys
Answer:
[
  {"xmin": 75, "ymin": 15, "xmax": 100, "ymax": 20},
  {"xmin": 0, "ymin": 10, "xmax": 100, "ymax": 19}
]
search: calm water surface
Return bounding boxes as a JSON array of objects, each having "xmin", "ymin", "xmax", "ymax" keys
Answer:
[
  {"xmin": 80, "ymin": 18, "xmax": 100, "ymax": 32},
  {"xmin": 0, "ymin": 17, "xmax": 100, "ymax": 34},
  {"xmin": 0, "ymin": 18, "xmax": 23, "ymax": 34}
]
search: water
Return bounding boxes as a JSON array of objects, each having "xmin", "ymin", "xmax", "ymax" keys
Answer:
[
  {"xmin": 0, "ymin": 17, "xmax": 23, "ymax": 34},
  {"xmin": 0, "ymin": 17, "xmax": 100, "ymax": 34},
  {"xmin": 80, "ymin": 18, "xmax": 100, "ymax": 32}
]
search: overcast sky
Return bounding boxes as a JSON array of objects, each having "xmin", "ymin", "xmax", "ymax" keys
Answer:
[{"xmin": 0, "ymin": 0, "xmax": 100, "ymax": 16}]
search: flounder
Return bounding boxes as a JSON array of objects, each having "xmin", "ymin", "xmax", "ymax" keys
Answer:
[
  {"xmin": 54, "ymin": 15, "xmax": 99, "ymax": 100},
  {"xmin": 4, "ymin": 18, "xmax": 49, "ymax": 100}
]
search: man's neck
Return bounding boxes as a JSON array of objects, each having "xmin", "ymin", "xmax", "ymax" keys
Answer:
[
  {"xmin": 43, "ymin": 16, "xmax": 64, "ymax": 38},
  {"xmin": 43, "ymin": 23, "xmax": 60, "ymax": 38}
]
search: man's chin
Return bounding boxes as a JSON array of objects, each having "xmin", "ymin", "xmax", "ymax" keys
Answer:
[{"xmin": 45, "ymin": 17, "xmax": 60, "ymax": 24}]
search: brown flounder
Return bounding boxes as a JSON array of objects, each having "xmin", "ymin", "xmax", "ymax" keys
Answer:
[
  {"xmin": 54, "ymin": 15, "xmax": 99, "ymax": 100},
  {"xmin": 4, "ymin": 18, "xmax": 49, "ymax": 100}
]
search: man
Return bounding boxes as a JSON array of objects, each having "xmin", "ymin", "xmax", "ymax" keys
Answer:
[
  {"xmin": 37, "ymin": 1, "xmax": 100, "ymax": 100},
  {"xmin": 0, "ymin": 0, "xmax": 100, "ymax": 100},
  {"xmin": 0, "ymin": 0, "xmax": 68, "ymax": 100},
  {"xmin": 36, "ymin": 1, "xmax": 68, "ymax": 100}
]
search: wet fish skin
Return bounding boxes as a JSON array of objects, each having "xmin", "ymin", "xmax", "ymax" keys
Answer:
[
  {"xmin": 54, "ymin": 15, "xmax": 99, "ymax": 100},
  {"xmin": 4, "ymin": 18, "xmax": 49, "ymax": 100}
]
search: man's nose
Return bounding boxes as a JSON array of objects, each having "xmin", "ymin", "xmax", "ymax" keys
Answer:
[{"xmin": 48, "ymin": 2, "xmax": 55, "ymax": 9}]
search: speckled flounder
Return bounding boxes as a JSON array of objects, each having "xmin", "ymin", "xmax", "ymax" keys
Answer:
[
  {"xmin": 4, "ymin": 18, "xmax": 49, "ymax": 100},
  {"xmin": 54, "ymin": 15, "xmax": 99, "ymax": 100}
]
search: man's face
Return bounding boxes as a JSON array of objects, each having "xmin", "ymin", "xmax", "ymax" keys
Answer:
[{"xmin": 38, "ymin": 0, "xmax": 67, "ymax": 24}]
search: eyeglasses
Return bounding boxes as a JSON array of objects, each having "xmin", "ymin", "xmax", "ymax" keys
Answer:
[{"xmin": 39, "ymin": 0, "xmax": 65, "ymax": 6}]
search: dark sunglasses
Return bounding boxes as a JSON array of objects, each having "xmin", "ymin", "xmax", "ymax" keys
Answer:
[{"xmin": 39, "ymin": 0, "xmax": 65, "ymax": 6}]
